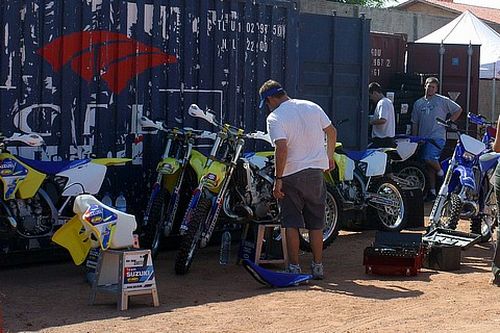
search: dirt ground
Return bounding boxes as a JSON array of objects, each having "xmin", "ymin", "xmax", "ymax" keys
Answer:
[{"xmin": 2, "ymin": 204, "xmax": 500, "ymax": 333}]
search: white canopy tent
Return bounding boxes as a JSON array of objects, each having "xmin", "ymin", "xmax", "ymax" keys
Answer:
[
  {"xmin": 416, "ymin": 11, "xmax": 500, "ymax": 121},
  {"xmin": 416, "ymin": 10, "xmax": 500, "ymax": 79}
]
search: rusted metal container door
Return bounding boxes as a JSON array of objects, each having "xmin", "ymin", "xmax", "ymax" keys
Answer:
[
  {"xmin": 407, "ymin": 42, "xmax": 480, "ymax": 159},
  {"xmin": 370, "ymin": 32, "xmax": 407, "ymax": 89},
  {"xmin": 407, "ymin": 43, "xmax": 480, "ymax": 122},
  {"xmin": 298, "ymin": 14, "xmax": 370, "ymax": 150}
]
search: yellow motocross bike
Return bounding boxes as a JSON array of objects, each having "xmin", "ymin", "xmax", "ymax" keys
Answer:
[
  {"xmin": 139, "ymin": 116, "xmax": 215, "ymax": 257},
  {"xmin": 174, "ymin": 105, "xmax": 342, "ymax": 275},
  {"xmin": 0, "ymin": 133, "xmax": 130, "ymax": 258}
]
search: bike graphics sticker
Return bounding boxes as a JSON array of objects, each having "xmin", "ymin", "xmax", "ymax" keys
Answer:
[
  {"xmin": 0, "ymin": 158, "xmax": 28, "ymax": 199},
  {"xmin": 83, "ymin": 204, "xmax": 118, "ymax": 250},
  {"xmin": 83, "ymin": 204, "xmax": 118, "ymax": 225}
]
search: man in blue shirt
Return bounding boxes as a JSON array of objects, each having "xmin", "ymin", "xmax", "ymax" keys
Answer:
[{"xmin": 411, "ymin": 77, "xmax": 462, "ymax": 201}]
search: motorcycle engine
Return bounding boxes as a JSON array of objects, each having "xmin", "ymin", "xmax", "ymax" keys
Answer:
[
  {"xmin": 339, "ymin": 180, "xmax": 363, "ymax": 204},
  {"xmin": 8, "ymin": 196, "xmax": 52, "ymax": 236},
  {"xmin": 225, "ymin": 156, "xmax": 278, "ymax": 221},
  {"xmin": 252, "ymin": 164, "xmax": 279, "ymax": 220}
]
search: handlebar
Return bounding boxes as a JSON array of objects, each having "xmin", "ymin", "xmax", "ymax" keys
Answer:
[
  {"xmin": 436, "ymin": 117, "xmax": 459, "ymax": 131},
  {"xmin": 468, "ymin": 113, "xmax": 496, "ymax": 127},
  {"xmin": 0, "ymin": 133, "xmax": 45, "ymax": 147},
  {"xmin": 140, "ymin": 116, "xmax": 216, "ymax": 140},
  {"xmin": 189, "ymin": 104, "xmax": 271, "ymax": 143}
]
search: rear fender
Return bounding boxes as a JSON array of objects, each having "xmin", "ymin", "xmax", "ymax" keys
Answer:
[{"xmin": 91, "ymin": 158, "xmax": 131, "ymax": 166}]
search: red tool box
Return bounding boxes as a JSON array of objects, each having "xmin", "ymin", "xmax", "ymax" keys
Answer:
[{"xmin": 363, "ymin": 231, "xmax": 424, "ymax": 276}]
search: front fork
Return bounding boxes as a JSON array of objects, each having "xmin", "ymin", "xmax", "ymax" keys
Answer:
[
  {"xmin": 429, "ymin": 156, "xmax": 456, "ymax": 229},
  {"xmin": 180, "ymin": 139, "xmax": 243, "ymax": 247}
]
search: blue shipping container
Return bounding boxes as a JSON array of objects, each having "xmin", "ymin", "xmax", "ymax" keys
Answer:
[
  {"xmin": 0, "ymin": 0, "xmax": 370, "ymax": 218},
  {"xmin": 298, "ymin": 13, "xmax": 370, "ymax": 150}
]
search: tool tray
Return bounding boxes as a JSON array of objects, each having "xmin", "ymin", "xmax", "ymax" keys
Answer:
[{"xmin": 422, "ymin": 228, "xmax": 481, "ymax": 250}]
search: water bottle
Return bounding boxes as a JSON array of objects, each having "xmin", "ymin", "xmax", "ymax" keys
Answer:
[
  {"xmin": 219, "ymin": 230, "xmax": 231, "ymax": 265},
  {"xmin": 115, "ymin": 192, "xmax": 127, "ymax": 213},
  {"xmin": 101, "ymin": 192, "xmax": 113, "ymax": 207}
]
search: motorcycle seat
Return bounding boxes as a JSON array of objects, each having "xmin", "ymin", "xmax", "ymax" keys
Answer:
[
  {"xmin": 479, "ymin": 152, "xmax": 500, "ymax": 163},
  {"xmin": 345, "ymin": 150, "xmax": 375, "ymax": 161},
  {"xmin": 16, "ymin": 156, "xmax": 90, "ymax": 175}
]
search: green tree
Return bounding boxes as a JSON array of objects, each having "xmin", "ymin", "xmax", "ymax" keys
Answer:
[{"xmin": 328, "ymin": 0, "xmax": 388, "ymax": 8}]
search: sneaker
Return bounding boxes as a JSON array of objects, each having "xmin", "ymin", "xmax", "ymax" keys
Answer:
[
  {"xmin": 286, "ymin": 264, "xmax": 302, "ymax": 274},
  {"xmin": 311, "ymin": 262, "xmax": 324, "ymax": 280},
  {"xmin": 489, "ymin": 275, "xmax": 500, "ymax": 287}
]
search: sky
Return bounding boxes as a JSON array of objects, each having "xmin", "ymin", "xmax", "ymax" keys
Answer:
[{"xmin": 385, "ymin": 0, "xmax": 500, "ymax": 9}]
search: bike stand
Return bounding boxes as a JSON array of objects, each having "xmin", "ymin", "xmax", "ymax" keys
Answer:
[
  {"xmin": 89, "ymin": 249, "xmax": 160, "ymax": 310},
  {"xmin": 254, "ymin": 224, "xmax": 288, "ymax": 268}
]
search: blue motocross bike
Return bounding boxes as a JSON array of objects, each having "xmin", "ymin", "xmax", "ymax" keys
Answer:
[{"xmin": 429, "ymin": 116, "xmax": 498, "ymax": 242}]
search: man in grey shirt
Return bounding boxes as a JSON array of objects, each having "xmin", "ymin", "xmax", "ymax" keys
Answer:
[{"xmin": 411, "ymin": 77, "xmax": 462, "ymax": 201}]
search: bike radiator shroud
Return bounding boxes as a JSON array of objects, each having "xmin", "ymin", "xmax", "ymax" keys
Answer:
[{"xmin": 363, "ymin": 231, "xmax": 424, "ymax": 276}]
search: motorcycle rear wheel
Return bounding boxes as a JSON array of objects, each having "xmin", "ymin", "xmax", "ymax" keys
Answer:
[
  {"xmin": 174, "ymin": 198, "xmax": 211, "ymax": 275},
  {"xmin": 395, "ymin": 160, "xmax": 429, "ymax": 195},
  {"xmin": 299, "ymin": 184, "xmax": 342, "ymax": 251},
  {"xmin": 369, "ymin": 178, "xmax": 407, "ymax": 232}
]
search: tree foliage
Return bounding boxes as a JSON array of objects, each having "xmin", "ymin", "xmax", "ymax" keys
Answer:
[{"xmin": 329, "ymin": 0, "xmax": 388, "ymax": 8}]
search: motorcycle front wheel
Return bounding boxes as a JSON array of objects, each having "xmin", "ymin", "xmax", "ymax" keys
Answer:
[
  {"xmin": 141, "ymin": 189, "xmax": 170, "ymax": 258},
  {"xmin": 368, "ymin": 178, "xmax": 407, "ymax": 231},
  {"xmin": 299, "ymin": 184, "xmax": 342, "ymax": 251},
  {"xmin": 174, "ymin": 197, "xmax": 211, "ymax": 275},
  {"xmin": 439, "ymin": 193, "xmax": 462, "ymax": 230}
]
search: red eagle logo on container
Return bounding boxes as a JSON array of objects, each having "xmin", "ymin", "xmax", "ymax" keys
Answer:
[{"xmin": 37, "ymin": 31, "xmax": 177, "ymax": 94}]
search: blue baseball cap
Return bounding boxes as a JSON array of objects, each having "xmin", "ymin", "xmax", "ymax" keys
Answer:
[{"xmin": 258, "ymin": 86, "xmax": 284, "ymax": 109}]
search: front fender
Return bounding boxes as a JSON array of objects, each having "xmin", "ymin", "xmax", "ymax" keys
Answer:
[
  {"xmin": 454, "ymin": 165, "xmax": 476, "ymax": 190},
  {"xmin": 157, "ymin": 157, "xmax": 181, "ymax": 175},
  {"xmin": 189, "ymin": 150, "xmax": 209, "ymax": 179},
  {"xmin": 199, "ymin": 161, "xmax": 227, "ymax": 193}
]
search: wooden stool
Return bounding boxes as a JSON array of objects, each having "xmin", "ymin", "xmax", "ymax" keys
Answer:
[
  {"xmin": 89, "ymin": 249, "xmax": 160, "ymax": 311},
  {"xmin": 254, "ymin": 224, "xmax": 288, "ymax": 268}
]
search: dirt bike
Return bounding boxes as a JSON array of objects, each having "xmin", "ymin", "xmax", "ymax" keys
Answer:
[
  {"xmin": 174, "ymin": 105, "xmax": 342, "ymax": 274},
  {"xmin": 327, "ymin": 142, "xmax": 408, "ymax": 231},
  {"xmin": 429, "ymin": 116, "xmax": 498, "ymax": 242},
  {"xmin": 392, "ymin": 135, "xmax": 431, "ymax": 194},
  {"xmin": 139, "ymin": 115, "xmax": 215, "ymax": 257},
  {"xmin": 0, "ymin": 132, "xmax": 130, "ymax": 257}
]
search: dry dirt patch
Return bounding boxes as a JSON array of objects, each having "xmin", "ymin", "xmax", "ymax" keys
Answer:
[{"xmin": 1, "ymin": 209, "xmax": 500, "ymax": 332}]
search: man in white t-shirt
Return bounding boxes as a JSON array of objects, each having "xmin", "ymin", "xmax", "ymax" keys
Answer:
[
  {"xmin": 368, "ymin": 82, "xmax": 396, "ymax": 148},
  {"xmin": 259, "ymin": 80, "xmax": 337, "ymax": 280}
]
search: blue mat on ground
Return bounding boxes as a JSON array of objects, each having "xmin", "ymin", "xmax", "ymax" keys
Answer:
[{"xmin": 242, "ymin": 259, "xmax": 313, "ymax": 288}]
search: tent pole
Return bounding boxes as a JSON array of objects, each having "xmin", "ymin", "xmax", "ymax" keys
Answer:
[
  {"xmin": 439, "ymin": 41, "xmax": 445, "ymax": 94},
  {"xmin": 466, "ymin": 43, "xmax": 472, "ymax": 132},
  {"xmin": 493, "ymin": 77, "xmax": 496, "ymax": 122}
]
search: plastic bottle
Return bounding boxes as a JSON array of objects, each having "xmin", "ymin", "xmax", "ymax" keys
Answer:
[
  {"xmin": 115, "ymin": 192, "xmax": 127, "ymax": 213},
  {"xmin": 219, "ymin": 230, "xmax": 231, "ymax": 265},
  {"xmin": 101, "ymin": 192, "xmax": 113, "ymax": 207}
]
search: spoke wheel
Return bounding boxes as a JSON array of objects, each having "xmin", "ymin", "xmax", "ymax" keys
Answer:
[
  {"xmin": 174, "ymin": 198, "xmax": 211, "ymax": 275},
  {"xmin": 299, "ymin": 184, "xmax": 342, "ymax": 251},
  {"xmin": 369, "ymin": 178, "xmax": 407, "ymax": 231}
]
